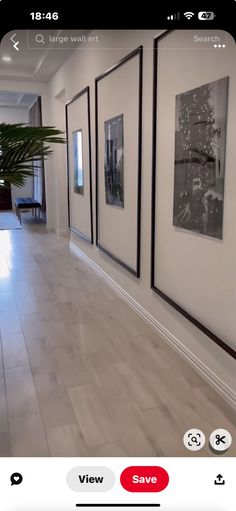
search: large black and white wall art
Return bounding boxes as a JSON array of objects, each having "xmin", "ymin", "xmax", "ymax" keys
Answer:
[
  {"xmin": 104, "ymin": 114, "xmax": 124, "ymax": 208},
  {"xmin": 66, "ymin": 87, "xmax": 93, "ymax": 243},
  {"xmin": 151, "ymin": 30, "xmax": 235, "ymax": 359},
  {"xmin": 173, "ymin": 77, "xmax": 228, "ymax": 240},
  {"xmin": 95, "ymin": 46, "xmax": 143, "ymax": 276}
]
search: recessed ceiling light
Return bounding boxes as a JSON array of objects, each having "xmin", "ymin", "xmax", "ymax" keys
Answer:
[{"xmin": 2, "ymin": 55, "xmax": 12, "ymax": 62}]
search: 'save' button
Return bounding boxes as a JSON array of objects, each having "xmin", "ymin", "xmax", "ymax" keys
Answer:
[{"xmin": 120, "ymin": 466, "xmax": 169, "ymax": 492}]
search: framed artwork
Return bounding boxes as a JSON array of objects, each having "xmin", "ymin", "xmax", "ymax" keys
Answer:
[
  {"xmin": 66, "ymin": 86, "xmax": 93, "ymax": 243},
  {"xmin": 151, "ymin": 30, "xmax": 235, "ymax": 359},
  {"xmin": 104, "ymin": 114, "xmax": 124, "ymax": 207},
  {"xmin": 95, "ymin": 46, "xmax": 143, "ymax": 276},
  {"xmin": 173, "ymin": 77, "xmax": 228, "ymax": 240},
  {"xmin": 73, "ymin": 129, "xmax": 84, "ymax": 195}
]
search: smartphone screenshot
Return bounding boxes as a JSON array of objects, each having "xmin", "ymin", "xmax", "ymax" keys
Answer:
[{"xmin": 0, "ymin": 2, "xmax": 235, "ymax": 510}]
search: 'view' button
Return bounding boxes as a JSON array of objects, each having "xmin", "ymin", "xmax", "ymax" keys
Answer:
[
  {"xmin": 120, "ymin": 466, "xmax": 169, "ymax": 492},
  {"xmin": 67, "ymin": 467, "xmax": 115, "ymax": 492}
]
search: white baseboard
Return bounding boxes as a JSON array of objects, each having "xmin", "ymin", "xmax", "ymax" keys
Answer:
[
  {"xmin": 70, "ymin": 241, "xmax": 236, "ymax": 410},
  {"xmin": 56, "ymin": 227, "xmax": 69, "ymax": 236}
]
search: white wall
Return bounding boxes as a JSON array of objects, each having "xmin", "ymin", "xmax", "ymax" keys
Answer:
[
  {"xmin": 49, "ymin": 88, "xmax": 68, "ymax": 235},
  {"xmin": 0, "ymin": 106, "xmax": 28, "ymax": 124},
  {"xmin": 0, "ymin": 106, "xmax": 33, "ymax": 207},
  {"xmin": 45, "ymin": 30, "xmax": 236, "ymax": 404}
]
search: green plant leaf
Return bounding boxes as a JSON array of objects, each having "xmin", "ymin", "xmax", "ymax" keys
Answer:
[{"xmin": 0, "ymin": 123, "xmax": 65, "ymax": 188}]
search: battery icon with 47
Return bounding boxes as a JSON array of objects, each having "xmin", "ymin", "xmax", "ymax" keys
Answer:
[{"xmin": 198, "ymin": 11, "xmax": 216, "ymax": 20}]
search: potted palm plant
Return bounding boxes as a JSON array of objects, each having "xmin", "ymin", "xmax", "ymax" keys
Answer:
[{"xmin": 0, "ymin": 122, "xmax": 65, "ymax": 188}]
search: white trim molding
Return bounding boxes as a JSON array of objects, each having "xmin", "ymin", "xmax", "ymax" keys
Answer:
[
  {"xmin": 57, "ymin": 227, "xmax": 69, "ymax": 236},
  {"xmin": 70, "ymin": 241, "xmax": 236, "ymax": 410}
]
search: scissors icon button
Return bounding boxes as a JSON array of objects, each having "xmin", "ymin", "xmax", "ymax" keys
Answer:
[
  {"xmin": 215, "ymin": 434, "xmax": 226, "ymax": 445},
  {"xmin": 210, "ymin": 429, "xmax": 232, "ymax": 452}
]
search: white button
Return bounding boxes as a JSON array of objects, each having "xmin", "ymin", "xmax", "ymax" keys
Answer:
[
  {"xmin": 183, "ymin": 429, "xmax": 205, "ymax": 451},
  {"xmin": 209, "ymin": 429, "xmax": 232, "ymax": 452},
  {"xmin": 67, "ymin": 466, "xmax": 115, "ymax": 492}
]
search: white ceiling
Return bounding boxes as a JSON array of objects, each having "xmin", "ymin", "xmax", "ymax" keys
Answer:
[
  {"xmin": 0, "ymin": 30, "xmax": 80, "ymax": 83},
  {"xmin": 0, "ymin": 91, "xmax": 38, "ymax": 108}
]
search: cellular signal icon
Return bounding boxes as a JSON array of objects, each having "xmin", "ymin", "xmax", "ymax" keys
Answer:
[
  {"xmin": 167, "ymin": 12, "xmax": 180, "ymax": 20},
  {"xmin": 184, "ymin": 11, "xmax": 195, "ymax": 19}
]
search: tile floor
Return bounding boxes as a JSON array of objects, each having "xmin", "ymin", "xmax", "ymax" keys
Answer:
[{"xmin": 0, "ymin": 220, "xmax": 235, "ymax": 456}]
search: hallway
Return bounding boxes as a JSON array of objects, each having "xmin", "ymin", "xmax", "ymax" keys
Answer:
[{"xmin": 0, "ymin": 223, "xmax": 235, "ymax": 457}]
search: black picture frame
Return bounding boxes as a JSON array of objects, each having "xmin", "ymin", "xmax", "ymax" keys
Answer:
[
  {"xmin": 95, "ymin": 46, "xmax": 143, "ymax": 277},
  {"xmin": 66, "ymin": 86, "xmax": 93, "ymax": 244},
  {"xmin": 151, "ymin": 31, "xmax": 236, "ymax": 360}
]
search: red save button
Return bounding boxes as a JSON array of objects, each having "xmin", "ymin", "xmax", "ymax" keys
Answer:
[{"xmin": 120, "ymin": 466, "xmax": 169, "ymax": 492}]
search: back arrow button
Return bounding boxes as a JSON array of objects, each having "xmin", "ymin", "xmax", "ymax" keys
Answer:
[{"xmin": 10, "ymin": 33, "xmax": 20, "ymax": 52}]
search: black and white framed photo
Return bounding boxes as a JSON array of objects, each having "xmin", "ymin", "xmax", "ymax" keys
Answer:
[
  {"xmin": 151, "ymin": 30, "xmax": 235, "ymax": 359},
  {"xmin": 173, "ymin": 77, "xmax": 228, "ymax": 240},
  {"xmin": 104, "ymin": 114, "xmax": 124, "ymax": 208},
  {"xmin": 66, "ymin": 86, "xmax": 93, "ymax": 243},
  {"xmin": 95, "ymin": 46, "xmax": 143, "ymax": 276}
]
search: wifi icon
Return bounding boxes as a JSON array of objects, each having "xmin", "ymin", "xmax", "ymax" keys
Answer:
[{"xmin": 184, "ymin": 11, "xmax": 195, "ymax": 19}]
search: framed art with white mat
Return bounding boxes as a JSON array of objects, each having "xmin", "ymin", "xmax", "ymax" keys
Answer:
[
  {"xmin": 151, "ymin": 30, "xmax": 236, "ymax": 359},
  {"xmin": 95, "ymin": 46, "xmax": 143, "ymax": 276},
  {"xmin": 66, "ymin": 86, "xmax": 93, "ymax": 243}
]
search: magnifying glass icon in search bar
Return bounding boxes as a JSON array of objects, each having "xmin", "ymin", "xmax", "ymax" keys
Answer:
[{"xmin": 35, "ymin": 34, "xmax": 45, "ymax": 44}]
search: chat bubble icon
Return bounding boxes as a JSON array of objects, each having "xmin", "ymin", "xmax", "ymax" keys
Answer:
[{"xmin": 10, "ymin": 472, "xmax": 23, "ymax": 486}]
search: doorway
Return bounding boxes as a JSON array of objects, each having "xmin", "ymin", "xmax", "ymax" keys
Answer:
[
  {"xmin": 29, "ymin": 96, "xmax": 47, "ymax": 222},
  {"xmin": 0, "ymin": 182, "xmax": 12, "ymax": 210},
  {"xmin": 0, "ymin": 91, "xmax": 46, "ymax": 218}
]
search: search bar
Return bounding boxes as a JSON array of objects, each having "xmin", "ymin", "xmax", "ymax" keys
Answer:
[{"xmin": 27, "ymin": 30, "xmax": 98, "ymax": 49}]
